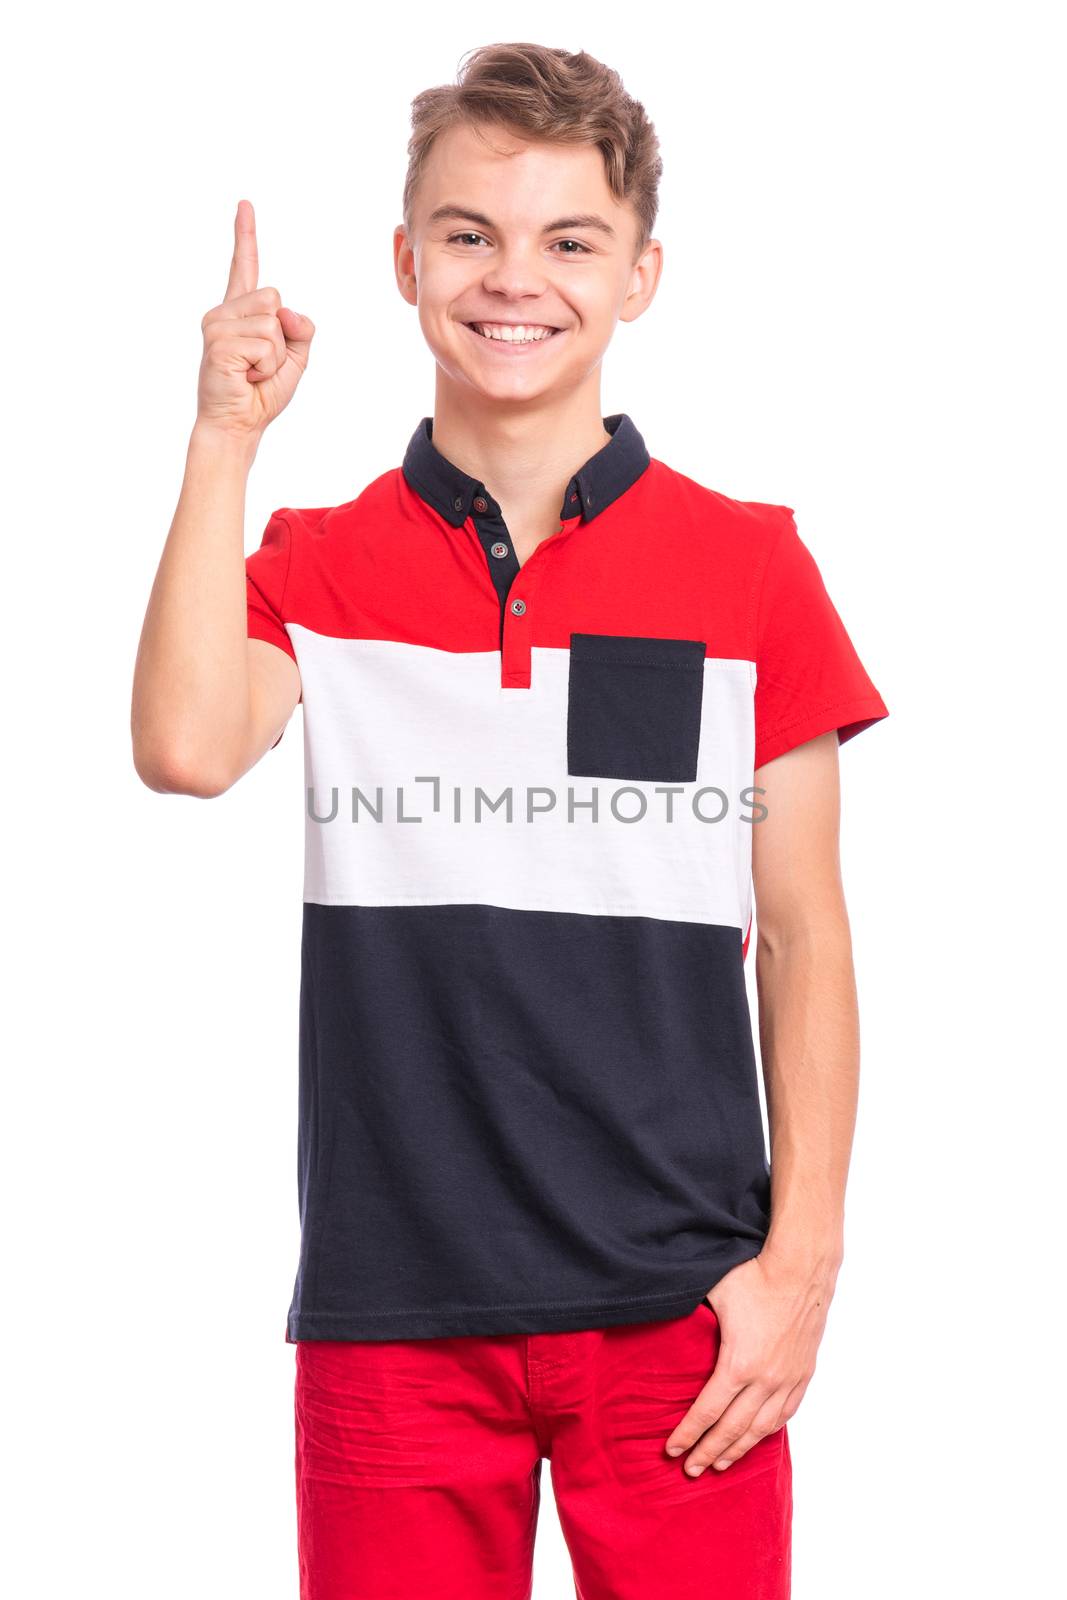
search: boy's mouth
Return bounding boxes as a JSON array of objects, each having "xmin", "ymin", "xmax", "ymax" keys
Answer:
[{"xmin": 462, "ymin": 321, "xmax": 565, "ymax": 350}]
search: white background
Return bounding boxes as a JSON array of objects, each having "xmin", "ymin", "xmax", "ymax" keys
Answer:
[{"xmin": 4, "ymin": 3, "xmax": 1062, "ymax": 1595}]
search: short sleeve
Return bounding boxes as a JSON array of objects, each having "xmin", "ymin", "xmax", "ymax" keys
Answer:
[
  {"xmin": 246, "ymin": 510, "xmax": 297, "ymax": 663},
  {"xmin": 754, "ymin": 513, "xmax": 888, "ymax": 769}
]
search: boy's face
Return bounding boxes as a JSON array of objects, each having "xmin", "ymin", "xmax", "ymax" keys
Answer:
[{"xmin": 395, "ymin": 121, "xmax": 661, "ymax": 406}]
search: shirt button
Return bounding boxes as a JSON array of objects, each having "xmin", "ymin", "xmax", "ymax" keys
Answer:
[
  {"xmin": 490, "ymin": 541, "xmax": 509, "ymax": 559},
  {"xmin": 453, "ymin": 495, "xmax": 464, "ymax": 512},
  {"xmin": 473, "ymin": 495, "xmax": 488, "ymax": 513},
  {"xmin": 510, "ymin": 597, "xmax": 527, "ymax": 616}
]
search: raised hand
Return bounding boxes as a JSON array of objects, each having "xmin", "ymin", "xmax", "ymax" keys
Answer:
[{"xmin": 196, "ymin": 199, "xmax": 315, "ymax": 439}]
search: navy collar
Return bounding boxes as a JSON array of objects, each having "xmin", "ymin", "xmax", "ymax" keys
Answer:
[{"xmin": 402, "ymin": 413, "xmax": 650, "ymax": 528}]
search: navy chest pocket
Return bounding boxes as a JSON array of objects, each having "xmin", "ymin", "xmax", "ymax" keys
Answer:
[{"xmin": 566, "ymin": 633, "xmax": 707, "ymax": 782}]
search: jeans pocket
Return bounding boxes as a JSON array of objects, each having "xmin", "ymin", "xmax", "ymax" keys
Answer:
[
  {"xmin": 698, "ymin": 1294, "xmax": 720, "ymax": 1325},
  {"xmin": 566, "ymin": 633, "xmax": 706, "ymax": 782}
]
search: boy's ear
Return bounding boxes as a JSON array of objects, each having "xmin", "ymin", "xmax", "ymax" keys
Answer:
[
  {"xmin": 393, "ymin": 224, "xmax": 419, "ymax": 306},
  {"xmin": 619, "ymin": 237, "xmax": 664, "ymax": 325}
]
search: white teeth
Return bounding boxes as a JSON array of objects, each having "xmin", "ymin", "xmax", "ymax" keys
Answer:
[{"xmin": 470, "ymin": 323, "xmax": 557, "ymax": 343}]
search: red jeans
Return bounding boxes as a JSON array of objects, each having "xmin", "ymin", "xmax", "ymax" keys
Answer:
[{"xmin": 294, "ymin": 1299, "xmax": 792, "ymax": 1598}]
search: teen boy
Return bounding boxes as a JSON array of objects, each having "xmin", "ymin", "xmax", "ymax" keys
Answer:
[{"xmin": 132, "ymin": 42, "xmax": 886, "ymax": 1600}]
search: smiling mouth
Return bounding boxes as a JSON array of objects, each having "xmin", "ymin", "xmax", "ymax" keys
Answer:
[{"xmin": 463, "ymin": 321, "xmax": 565, "ymax": 347}]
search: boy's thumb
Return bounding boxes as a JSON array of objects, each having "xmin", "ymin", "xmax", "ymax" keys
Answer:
[{"xmin": 279, "ymin": 306, "xmax": 316, "ymax": 353}]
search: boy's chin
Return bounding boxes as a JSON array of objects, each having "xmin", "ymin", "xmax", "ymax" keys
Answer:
[
  {"xmin": 459, "ymin": 370, "xmax": 564, "ymax": 401},
  {"xmin": 438, "ymin": 356, "xmax": 572, "ymax": 405}
]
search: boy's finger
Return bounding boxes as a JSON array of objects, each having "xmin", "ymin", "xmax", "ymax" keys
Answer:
[
  {"xmin": 664, "ymin": 1371, "xmax": 739, "ymax": 1455},
  {"xmin": 677, "ymin": 1388, "xmax": 762, "ymax": 1474},
  {"xmin": 224, "ymin": 199, "xmax": 259, "ymax": 302},
  {"xmin": 278, "ymin": 306, "xmax": 316, "ymax": 368}
]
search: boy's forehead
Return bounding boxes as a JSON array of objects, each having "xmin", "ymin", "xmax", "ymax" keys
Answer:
[{"xmin": 417, "ymin": 121, "xmax": 620, "ymax": 223}]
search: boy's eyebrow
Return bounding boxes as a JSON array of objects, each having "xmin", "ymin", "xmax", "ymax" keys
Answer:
[{"xmin": 427, "ymin": 204, "xmax": 617, "ymax": 239}]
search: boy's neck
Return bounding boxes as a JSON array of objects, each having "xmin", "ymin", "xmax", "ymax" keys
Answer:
[{"xmin": 429, "ymin": 383, "xmax": 613, "ymax": 563}]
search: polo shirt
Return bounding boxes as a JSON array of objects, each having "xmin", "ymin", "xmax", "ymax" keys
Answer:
[{"xmin": 245, "ymin": 412, "xmax": 888, "ymax": 1342}]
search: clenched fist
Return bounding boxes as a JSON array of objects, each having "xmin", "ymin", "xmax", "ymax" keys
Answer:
[{"xmin": 197, "ymin": 199, "xmax": 315, "ymax": 439}]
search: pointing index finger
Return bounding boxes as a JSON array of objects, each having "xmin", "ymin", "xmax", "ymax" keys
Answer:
[{"xmin": 225, "ymin": 199, "xmax": 259, "ymax": 301}]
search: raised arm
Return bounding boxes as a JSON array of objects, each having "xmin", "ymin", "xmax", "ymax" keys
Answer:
[{"xmin": 131, "ymin": 200, "xmax": 314, "ymax": 796}]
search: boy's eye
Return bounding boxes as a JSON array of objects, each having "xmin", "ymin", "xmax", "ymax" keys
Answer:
[{"xmin": 446, "ymin": 232, "xmax": 591, "ymax": 255}]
